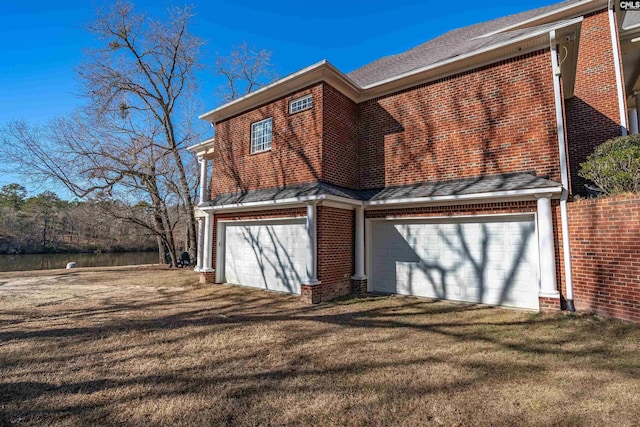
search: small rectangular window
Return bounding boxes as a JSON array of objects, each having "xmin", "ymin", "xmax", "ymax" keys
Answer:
[
  {"xmin": 289, "ymin": 94, "xmax": 313, "ymax": 114},
  {"xmin": 251, "ymin": 118, "xmax": 272, "ymax": 153}
]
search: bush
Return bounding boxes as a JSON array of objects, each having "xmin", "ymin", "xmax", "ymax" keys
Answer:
[{"xmin": 579, "ymin": 134, "xmax": 640, "ymax": 195}]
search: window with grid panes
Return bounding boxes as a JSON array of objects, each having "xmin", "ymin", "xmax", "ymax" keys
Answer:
[
  {"xmin": 250, "ymin": 118, "xmax": 272, "ymax": 153},
  {"xmin": 289, "ymin": 94, "xmax": 313, "ymax": 114}
]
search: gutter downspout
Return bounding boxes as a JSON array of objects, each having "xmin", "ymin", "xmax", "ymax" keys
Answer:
[
  {"xmin": 608, "ymin": 0, "xmax": 629, "ymax": 135},
  {"xmin": 550, "ymin": 30, "xmax": 576, "ymax": 312}
]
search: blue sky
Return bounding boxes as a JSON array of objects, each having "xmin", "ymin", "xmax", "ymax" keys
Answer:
[{"xmin": 0, "ymin": 0, "xmax": 560, "ymax": 195}]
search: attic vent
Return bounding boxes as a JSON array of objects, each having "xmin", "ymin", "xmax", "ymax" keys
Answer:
[{"xmin": 289, "ymin": 94, "xmax": 313, "ymax": 114}]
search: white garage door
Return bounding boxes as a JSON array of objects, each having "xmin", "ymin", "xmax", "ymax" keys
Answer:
[
  {"xmin": 223, "ymin": 219, "xmax": 306, "ymax": 294},
  {"xmin": 370, "ymin": 216, "xmax": 539, "ymax": 309}
]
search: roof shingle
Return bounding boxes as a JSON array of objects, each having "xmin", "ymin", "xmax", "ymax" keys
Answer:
[{"xmin": 347, "ymin": 0, "xmax": 586, "ymax": 87}]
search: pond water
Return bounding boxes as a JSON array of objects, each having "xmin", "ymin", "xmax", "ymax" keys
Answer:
[{"xmin": 0, "ymin": 252, "xmax": 160, "ymax": 272}]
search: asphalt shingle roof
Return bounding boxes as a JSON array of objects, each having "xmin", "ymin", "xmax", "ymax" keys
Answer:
[
  {"xmin": 347, "ymin": 0, "xmax": 586, "ymax": 87},
  {"xmin": 204, "ymin": 173, "xmax": 561, "ymax": 207}
]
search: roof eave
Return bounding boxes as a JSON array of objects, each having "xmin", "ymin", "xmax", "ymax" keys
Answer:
[
  {"xmin": 186, "ymin": 136, "xmax": 215, "ymax": 157},
  {"xmin": 364, "ymin": 186, "xmax": 564, "ymax": 209},
  {"xmin": 198, "ymin": 60, "xmax": 361, "ymax": 124},
  {"xmin": 359, "ymin": 17, "xmax": 584, "ymax": 102},
  {"xmin": 198, "ymin": 18, "xmax": 584, "ymax": 122},
  {"xmin": 474, "ymin": 0, "xmax": 605, "ymax": 39}
]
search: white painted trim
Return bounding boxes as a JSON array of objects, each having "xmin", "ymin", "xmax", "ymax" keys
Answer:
[
  {"xmin": 550, "ymin": 30, "xmax": 575, "ymax": 305},
  {"xmin": 215, "ymin": 216, "xmax": 307, "ymax": 285},
  {"xmin": 533, "ymin": 211, "xmax": 541, "ymax": 299},
  {"xmin": 196, "ymin": 217, "xmax": 205, "ymax": 272},
  {"xmin": 474, "ymin": 0, "xmax": 601, "ymax": 39},
  {"xmin": 200, "ymin": 186, "xmax": 562, "ymax": 213},
  {"xmin": 352, "ymin": 206, "xmax": 366, "ymax": 280},
  {"xmin": 201, "ymin": 212, "xmax": 214, "ymax": 272},
  {"xmin": 217, "ymin": 217, "xmax": 307, "ymax": 225},
  {"xmin": 305, "ymin": 202, "xmax": 321, "ymax": 285},
  {"xmin": 609, "ymin": 3, "xmax": 629, "ymax": 135},
  {"xmin": 550, "ymin": 31, "xmax": 570, "ymax": 190},
  {"xmin": 363, "ymin": 186, "xmax": 563, "ymax": 208},
  {"xmin": 187, "ymin": 137, "xmax": 215, "ymax": 156},
  {"xmin": 200, "ymin": 193, "xmax": 364, "ymax": 213},
  {"xmin": 365, "ymin": 217, "xmax": 373, "ymax": 292},
  {"xmin": 215, "ymin": 219, "xmax": 224, "ymax": 283},
  {"xmin": 536, "ymin": 197, "xmax": 559, "ymax": 296},
  {"xmin": 201, "ymin": 195, "xmax": 326, "ymax": 212}
]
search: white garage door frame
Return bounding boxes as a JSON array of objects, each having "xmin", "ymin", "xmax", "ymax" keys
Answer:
[
  {"xmin": 215, "ymin": 217, "xmax": 307, "ymax": 294},
  {"xmin": 365, "ymin": 212, "xmax": 541, "ymax": 308}
]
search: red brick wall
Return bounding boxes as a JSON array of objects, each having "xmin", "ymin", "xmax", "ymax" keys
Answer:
[
  {"xmin": 317, "ymin": 206, "xmax": 354, "ymax": 301},
  {"xmin": 567, "ymin": 195, "xmax": 640, "ymax": 322},
  {"xmin": 210, "ymin": 206, "xmax": 355, "ymax": 303},
  {"xmin": 211, "ymin": 85, "xmax": 324, "ymax": 197},
  {"xmin": 322, "ymin": 84, "xmax": 358, "ymax": 189},
  {"xmin": 565, "ymin": 10, "xmax": 624, "ymax": 196},
  {"xmin": 358, "ymin": 50, "xmax": 559, "ymax": 189}
]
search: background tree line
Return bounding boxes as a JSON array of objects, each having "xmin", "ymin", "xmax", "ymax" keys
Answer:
[
  {"xmin": 0, "ymin": 1, "xmax": 274, "ymax": 266},
  {"xmin": 0, "ymin": 183, "xmax": 159, "ymax": 254}
]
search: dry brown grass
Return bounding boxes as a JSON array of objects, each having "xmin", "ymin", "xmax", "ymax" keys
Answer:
[{"xmin": 1, "ymin": 266, "xmax": 639, "ymax": 426}]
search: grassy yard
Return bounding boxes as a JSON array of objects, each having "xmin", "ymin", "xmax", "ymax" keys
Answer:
[{"xmin": 0, "ymin": 266, "xmax": 639, "ymax": 426}]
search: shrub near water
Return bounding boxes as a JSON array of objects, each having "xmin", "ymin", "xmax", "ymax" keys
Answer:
[{"xmin": 579, "ymin": 134, "xmax": 640, "ymax": 195}]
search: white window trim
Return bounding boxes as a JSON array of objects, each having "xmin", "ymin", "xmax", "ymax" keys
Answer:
[
  {"xmin": 250, "ymin": 117, "xmax": 273, "ymax": 154},
  {"xmin": 289, "ymin": 94, "xmax": 313, "ymax": 114}
]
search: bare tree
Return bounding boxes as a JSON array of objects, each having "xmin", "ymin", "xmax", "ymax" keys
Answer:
[
  {"xmin": 0, "ymin": 2, "xmax": 204, "ymax": 265},
  {"xmin": 215, "ymin": 42, "xmax": 277, "ymax": 102},
  {"xmin": 0, "ymin": 1, "xmax": 278, "ymax": 265},
  {"xmin": 78, "ymin": 1, "xmax": 203, "ymax": 260}
]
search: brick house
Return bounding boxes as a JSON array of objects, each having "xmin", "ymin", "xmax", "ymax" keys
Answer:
[{"xmin": 188, "ymin": 0, "xmax": 640, "ymax": 311}]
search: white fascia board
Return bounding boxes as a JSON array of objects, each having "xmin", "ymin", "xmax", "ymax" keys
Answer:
[
  {"xmin": 474, "ymin": 0, "xmax": 602, "ymax": 39},
  {"xmin": 361, "ymin": 18, "xmax": 584, "ymax": 94},
  {"xmin": 200, "ymin": 193, "xmax": 364, "ymax": 213},
  {"xmin": 202, "ymin": 187, "xmax": 562, "ymax": 212},
  {"xmin": 187, "ymin": 136, "xmax": 215, "ymax": 154},
  {"xmin": 363, "ymin": 187, "xmax": 563, "ymax": 208},
  {"xmin": 198, "ymin": 61, "xmax": 361, "ymax": 124},
  {"xmin": 200, "ymin": 194, "xmax": 327, "ymax": 213}
]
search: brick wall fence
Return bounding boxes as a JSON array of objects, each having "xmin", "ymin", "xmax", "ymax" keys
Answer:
[{"xmin": 568, "ymin": 194, "xmax": 640, "ymax": 322}]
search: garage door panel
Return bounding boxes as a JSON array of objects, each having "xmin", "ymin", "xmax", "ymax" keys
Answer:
[
  {"xmin": 224, "ymin": 221, "xmax": 305, "ymax": 294},
  {"xmin": 370, "ymin": 217, "xmax": 539, "ymax": 309}
]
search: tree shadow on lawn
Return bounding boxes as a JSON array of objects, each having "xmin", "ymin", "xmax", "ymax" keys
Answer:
[{"xmin": 1, "ymin": 285, "xmax": 639, "ymax": 425}]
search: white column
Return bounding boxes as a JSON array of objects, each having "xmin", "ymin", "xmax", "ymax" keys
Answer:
[
  {"xmin": 194, "ymin": 217, "xmax": 205, "ymax": 272},
  {"xmin": 351, "ymin": 206, "xmax": 366, "ymax": 280},
  {"xmin": 628, "ymin": 108, "xmax": 639, "ymax": 135},
  {"xmin": 537, "ymin": 196, "xmax": 559, "ymax": 297},
  {"xmin": 198, "ymin": 156, "xmax": 208, "ymax": 205},
  {"xmin": 201, "ymin": 211, "xmax": 214, "ymax": 272},
  {"xmin": 305, "ymin": 202, "xmax": 320, "ymax": 285}
]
